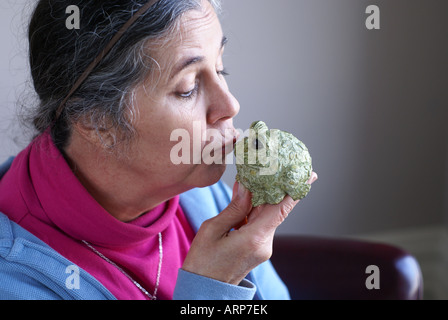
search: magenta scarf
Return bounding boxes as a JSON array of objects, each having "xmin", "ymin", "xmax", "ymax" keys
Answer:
[{"xmin": 0, "ymin": 131, "xmax": 195, "ymax": 300}]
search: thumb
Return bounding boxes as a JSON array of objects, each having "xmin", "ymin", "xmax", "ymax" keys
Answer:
[{"xmin": 210, "ymin": 182, "xmax": 252, "ymax": 233}]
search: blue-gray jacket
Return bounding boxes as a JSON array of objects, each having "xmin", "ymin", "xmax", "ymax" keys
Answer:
[{"xmin": 0, "ymin": 157, "xmax": 289, "ymax": 300}]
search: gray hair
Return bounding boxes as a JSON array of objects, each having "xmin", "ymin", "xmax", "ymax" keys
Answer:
[{"xmin": 26, "ymin": 0, "xmax": 221, "ymax": 153}]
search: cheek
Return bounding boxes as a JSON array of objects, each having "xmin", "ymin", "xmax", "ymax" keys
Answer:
[
  {"xmin": 130, "ymin": 119, "xmax": 193, "ymax": 172},
  {"xmin": 136, "ymin": 125, "xmax": 178, "ymax": 163},
  {"xmin": 131, "ymin": 88, "xmax": 211, "ymax": 168}
]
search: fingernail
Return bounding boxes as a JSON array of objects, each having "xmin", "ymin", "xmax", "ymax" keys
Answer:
[
  {"xmin": 306, "ymin": 172, "xmax": 318, "ymax": 185},
  {"xmin": 232, "ymin": 181, "xmax": 238, "ymax": 201},
  {"xmin": 237, "ymin": 183, "xmax": 247, "ymax": 199}
]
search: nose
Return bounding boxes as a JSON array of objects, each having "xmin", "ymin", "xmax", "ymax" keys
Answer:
[{"xmin": 206, "ymin": 77, "xmax": 240, "ymax": 125}]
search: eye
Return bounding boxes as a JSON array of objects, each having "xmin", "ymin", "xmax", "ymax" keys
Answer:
[
  {"xmin": 178, "ymin": 84, "xmax": 199, "ymax": 100},
  {"xmin": 217, "ymin": 68, "xmax": 229, "ymax": 77},
  {"xmin": 180, "ymin": 89, "xmax": 194, "ymax": 98},
  {"xmin": 253, "ymin": 138, "xmax": 264, "ymax": 150}
]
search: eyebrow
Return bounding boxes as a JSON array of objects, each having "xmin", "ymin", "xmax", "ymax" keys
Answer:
[{"xmin": 170, "ymin": 35, "xmax": 228, "ymax": 80}]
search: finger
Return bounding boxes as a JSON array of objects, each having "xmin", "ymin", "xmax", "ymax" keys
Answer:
[
  {"xmin": 231, "ymin": 181, "xmax": 249, "ymax": 230},
  {"xmin": 207, "ymin": 182, "xmax": 252, "ymax": 234},
  {"xmin": 233, "ymin": 171, "xmax": 317, "ymax": 231},
  {"xmin": 245, "ymin": 195, "xmax": 299, "ymax": 235},
  {"xmin": 307, "ymin": 171, "xmax": 318, "ymax": 185},
  {"xmin": 231, "ymin": 181, "xmax": 238, "ymax": 201}
]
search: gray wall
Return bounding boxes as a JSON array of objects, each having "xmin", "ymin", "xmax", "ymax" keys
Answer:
[
  {"xmin": 0, "ymin": 0, "xmax": 31, "ymax": 158},
  {"xmin": 0, "ymin": 1, "xmax": 446, "ymax": 237}
]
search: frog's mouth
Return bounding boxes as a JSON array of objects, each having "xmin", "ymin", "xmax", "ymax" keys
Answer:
[
  {"xmin": 234, "ymin": 137, "xmax": 275, "ymax": 168},
  {"xmin": 235, "ymin": 152, "xmax": 277, "ymax": 169},
  {"xmin": 238, "ymin": 162, "xmax": 263, "ymax": 169}
]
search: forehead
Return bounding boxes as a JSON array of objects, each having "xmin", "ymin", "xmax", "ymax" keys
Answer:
[
  {"xmin": 150, "ymin": 2, "xmax": 223, "ymax": 73},
  {"xmin": 178, "ymin": 1, "xmax": 220, "ymax": 44}
]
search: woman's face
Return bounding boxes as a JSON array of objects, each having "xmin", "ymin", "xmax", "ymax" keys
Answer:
[{"xmin": 126, "ymin": 1, "xmax": 240, "ymax": 194}]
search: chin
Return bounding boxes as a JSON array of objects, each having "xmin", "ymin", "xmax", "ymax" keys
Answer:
[{"xmin": 193, "ymin": 163, "xmax": 227, "ymax": 188}]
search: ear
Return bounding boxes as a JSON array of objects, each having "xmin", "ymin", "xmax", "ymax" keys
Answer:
[{"xmin": 72, "ymin": 119, "xmax": 117, "ymax": 149}]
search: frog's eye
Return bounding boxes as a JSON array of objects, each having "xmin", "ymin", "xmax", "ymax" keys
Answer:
[{"xmin": 253, "ymin": 138, "xmax": 264, "ymax": 150}]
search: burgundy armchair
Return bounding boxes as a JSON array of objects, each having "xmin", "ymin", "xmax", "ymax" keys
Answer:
[{"xmin": 270, "ymin": 235, "xmax": 423, "ymax": 300}]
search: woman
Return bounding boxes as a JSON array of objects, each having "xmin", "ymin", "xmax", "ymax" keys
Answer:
[{"xmin": 0, "ymin": 0, "xmax": 317, "ymax": 300}]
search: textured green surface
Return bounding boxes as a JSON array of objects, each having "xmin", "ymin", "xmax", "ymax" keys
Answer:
[{"xmin": 234, "ymin": 121, "xmax": 313, "ymax": 207}]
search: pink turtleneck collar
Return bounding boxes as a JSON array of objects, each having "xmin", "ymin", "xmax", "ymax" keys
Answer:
[{"xmin": 0, "ymin": 131, "xmax": 195, "ymax": 299}]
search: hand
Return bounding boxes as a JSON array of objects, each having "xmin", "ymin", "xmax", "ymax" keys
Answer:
[{"xmin": 182, "ymin": 172, "xmax": 318, "ymax": 285}]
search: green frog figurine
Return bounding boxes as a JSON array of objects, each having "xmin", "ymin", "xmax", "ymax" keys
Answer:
[{"xmin": 234, "ymin": 121, "xmax": 313, "ymax": 207}]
